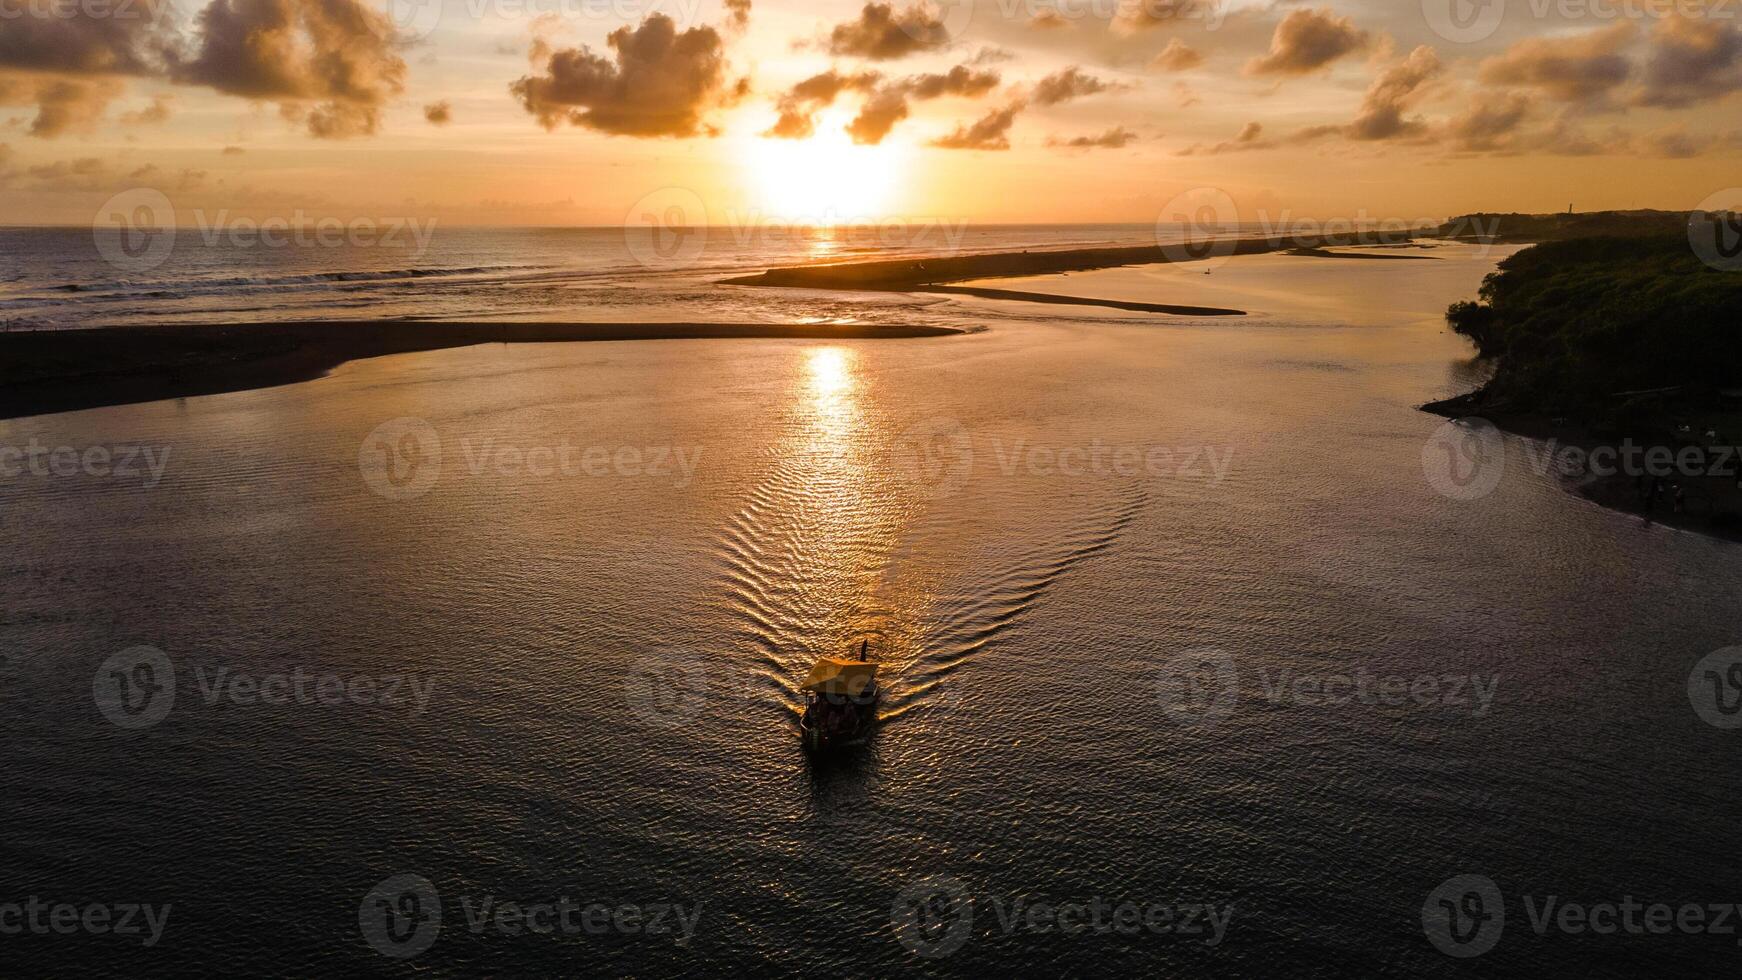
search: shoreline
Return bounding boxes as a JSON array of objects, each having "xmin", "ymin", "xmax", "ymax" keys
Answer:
[
  {"xmin": 722, "ymin": 233, "xmax": 1438, "ymax": 316},
  {"xmin": 722, "ymin": 233, "xmax": 1425, "ymax": 291},
  {"xmin": 0, "ymin": 320, "xmax": 967, "ymax": 420},
  {"xmin": 1423, "ymin": 390, "xmax": 1742, "ymax": 543},
  {"xmin": 916, "ymin": 284, "xmax": 1244, "ymax": 317}
]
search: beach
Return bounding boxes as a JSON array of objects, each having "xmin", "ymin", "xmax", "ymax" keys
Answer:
[
  {"xmin": 0, "ymin": 320, "xmax": 966, "ymax": 420},
  {"xmin": 0, "ymin": 233, "xmax": 1438, "ymax": 419}
]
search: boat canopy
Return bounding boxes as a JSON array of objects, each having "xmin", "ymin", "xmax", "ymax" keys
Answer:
[{"xmin": 801, "ymin": 657, "xmax": 878, "ymax": 696}]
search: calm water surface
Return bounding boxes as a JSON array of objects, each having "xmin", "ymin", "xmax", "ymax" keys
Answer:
[{"xmin": 2, "ymin": 238, "xmax": 1740, "ymax": 976}]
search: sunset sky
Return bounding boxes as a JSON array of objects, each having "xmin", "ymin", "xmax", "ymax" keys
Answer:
[{"xmin": 3, "ymin": 0, "xmax": 1740, "ymax": 225}]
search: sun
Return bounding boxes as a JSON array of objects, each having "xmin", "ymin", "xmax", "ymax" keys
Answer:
[{"xmin": 739, "ymin": 110, "xmax": 907, "ymax": 223}]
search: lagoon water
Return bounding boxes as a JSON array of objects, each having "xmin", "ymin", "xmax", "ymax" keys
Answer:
[{"xmin": 2, "ymin": 231, "xmax": 1740, "ymax": 976}]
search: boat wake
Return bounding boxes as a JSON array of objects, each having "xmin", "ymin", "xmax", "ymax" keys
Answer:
[
  {"xmin": 707, "ymin": 450, "xmax": 908, "ymax": 726},
  {"xmin": 705, "ymin": 395, "xmax": 1148, "ymax": 736},
  {"xmin": 865, "ymin": 484, "xmax": 1149, "ymax": 724}
]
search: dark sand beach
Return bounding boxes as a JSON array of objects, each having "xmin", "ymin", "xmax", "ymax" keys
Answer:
[
  {"xmin": 0, "ymin": 320, "xmax": 966, "ymax": 420},
  {"xmin": 720, "ymin": 235, "xmax": 1347, "ymax": 290},
  {"xmin": 1424, "ymin": 391, "xmax": 1742, "ymax": 543},
  {"xmin": 723, "ymin": 233, "xmax": 1434, "ymax": 314},
  {"xmin": 917, "ymin": 284, "xmax": 1243, "ymax": 316},
  {"xmin": 2, "ymin": 235, "xmax": 1441, "ymax": 419}
]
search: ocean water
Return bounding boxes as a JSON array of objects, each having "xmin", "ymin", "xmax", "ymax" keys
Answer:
[
  {"xmin": 2, "ymin": 232, "xmax": 1741, "ymax": 976},
  {"xmin": 0, "ymin": 224, "xmax": 1179, "ymax": 330}
]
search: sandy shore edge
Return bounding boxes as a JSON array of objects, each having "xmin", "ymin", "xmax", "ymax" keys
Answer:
[
  {"xmin": 0, "ymin": 320, "xmax": 967, "ymax": 420},
  {"xmin": 721, "ymin": 234, "xmax": 1438, "ymax": 315},
  {"xmin": 1423, "ymin": 390, "xmax": 1742, "ymax": 543}
]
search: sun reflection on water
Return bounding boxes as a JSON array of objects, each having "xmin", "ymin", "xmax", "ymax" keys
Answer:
[
  {"xmin": 807, "ymin": 228, "xmax": 839, "ymax": 260},
  {"xmin": 806, "ymin": 347, "xmax": 854, "ymax": 418}
]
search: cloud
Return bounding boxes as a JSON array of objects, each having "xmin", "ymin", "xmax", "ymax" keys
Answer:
[
  {"xmin": 760, "ymin": 64, "xmax": 997, "ymax": 144},
  {"xmin": 1636, "ymin": 14, "xmax": 1742, "ymax": 108},
  {"xmin": 168, "ymin": 0, "xmax": 408, "ymax": 138},
  {"xmin": 120, "ymin": 93, "xmax": 174, "ymax": 125},
  {"xmin": 222, "ymin": 144, "xmax": 246, "ymax": 154},
  {"xmin": 1151, "ymin": 38, "xmax": 1203, "ymax": 72},
  {"xmin": 826, "ymin": 3, "xmax": 952, "ymax": 60},
  {"xmin": 763, "ymin": 68, "xmax": 895, "ymax": 139},
  {"xmin": 1446, "ymin": 90, "xmax": 1533, "ymax": 152},
  {"xmin": 424, "ymin": 100, "xmax": 451, "ymax": 125},
  {"xmin": 1173, "ymin": 80, "xmax": 1200, "ymax": 107},
  {"xmin": 905, "ymin": 65, "xmax": 1000, "ymax": 99},
  {"xmin": 1176, "ymin": 120, "xmax": 1272, "ymax": 155},
  {"xmin": 845, "ymin": 87, "xmax": 911, "ymax": 144},
  {"xmin": 844, "ymin": 65, "xmax": 1000, "ymax": 144},
  {"xmin": 0, "ymin": 0, "xmax": 170, "ymax": 136},
  {"xmin": 1113, "ymin": 0, "xmax": 1219, "ymax": 35},
  {"xmin": 1287, "ymin": 45, "xmax": 1442, "ymax": 144},
  {"xmin": 1346, "ymin": 45, "xmax": 1443, "ymax": 140},
  {"xmin": 1445, "ymin": 112, "xmax": 1647, "ymax": 157},
  {"xmin": 1047, "ymin": 125, "xmax": 1138, "ymax": 149},
  {"xmin": 1477, "ymin": 22, "xmax": 1633, "ymax": 104},
  {"xmin": 512, "ymin": 14, "xmax": 746, "ymax": 137},
  {"xmin": 0, "ymin": 2, "xmax": 169, "ymax": 76},
  {"xmin": 1245, "ymin": 7, "xmax": 1369, "ymax": 77},
  {"xmin": 724, "ymin": 0, "xmax": 751, "ymax": 31},
  {"xmin": 1029, "ymin": 9, "xmax": 1070, "ymax": 30},
  {"xmin": 0, "ymin": 0, "xmax": 429, "ymax": 140},
  {"xmin": 1531, "ymin": 120, "xmax": 1727, "ymax": 157},
  {"xmin": 764, "ymin": 69, "xmax": 879, "ymax": 138},
  {"xmin": 931, "ymin": 101, "xmax": 1022, "ymax": 150},
  {"xmin": 0, "ymin": 75, "xmax": 124, "ymax": 136},
  {"xmin": 1637, "ymin": 125, "xmax": 1712, "ymax": 158},
  {"xmin": 1031, "ymin": 65, "xmax": 1122, "ymax": 105},
  {"xmin": 1533, "ymin": 118, "xmax": 1608, "ymax": 156},
  {"xmin": 0, "ymin": 152, "xmax": 207, "ymax": 192}
]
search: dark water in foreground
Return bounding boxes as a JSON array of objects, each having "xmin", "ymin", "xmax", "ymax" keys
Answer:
[{"xmin": 1, "ymin": 239, "xmax": 1740, "ymax": 977}]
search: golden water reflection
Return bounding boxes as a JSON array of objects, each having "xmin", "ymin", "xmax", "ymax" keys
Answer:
[
  {"xmin": 804, "ymin": 347, "xmax": 857, "ymax": 444},
  {"xmin": 806, "ymin": 227, "xmax": 840, "ymax": 260}
]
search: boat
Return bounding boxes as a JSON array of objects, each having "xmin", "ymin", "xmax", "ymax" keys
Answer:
[{"xmin": 799, "ymin": 641, "xmax": 880, "ymax": 752}]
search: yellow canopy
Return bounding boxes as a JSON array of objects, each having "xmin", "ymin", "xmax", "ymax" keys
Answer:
[{"xmin": 801, "ymin": 658, "xmax": 878, "ymax": 696}]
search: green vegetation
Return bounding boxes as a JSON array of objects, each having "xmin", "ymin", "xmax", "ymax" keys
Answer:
[
  {"xmin": 1433, "ymin": 210, "xmax": 1690, "ymax": 243},
  {"xmin": 1444, "ymin": 236, "xmax": 1742, "ymax": 425}
]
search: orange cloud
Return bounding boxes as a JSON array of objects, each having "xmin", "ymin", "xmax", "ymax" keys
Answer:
[
  {"xmin": 1478, "ymin": 23, "xmax": 1634, "ymax": 104},
  {"xmin": 512, "ymin": 14, "xmax": 747, "ymax": 138},
  {"xmin": 932, "ymin": 101, "xmax": 1023, "ymax": 150},
  {"xmin": 826, "ymin": 3, "xmax": 953, "ymax": 61},
  {"xmin": 1246, "ymin": 7, "xmax": 1369, "ymax": 77}
]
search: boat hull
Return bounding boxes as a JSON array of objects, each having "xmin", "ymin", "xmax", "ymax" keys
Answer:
[{"xmin": 799, "ymin": 687, "xmax": 879, "ymax": 752}]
